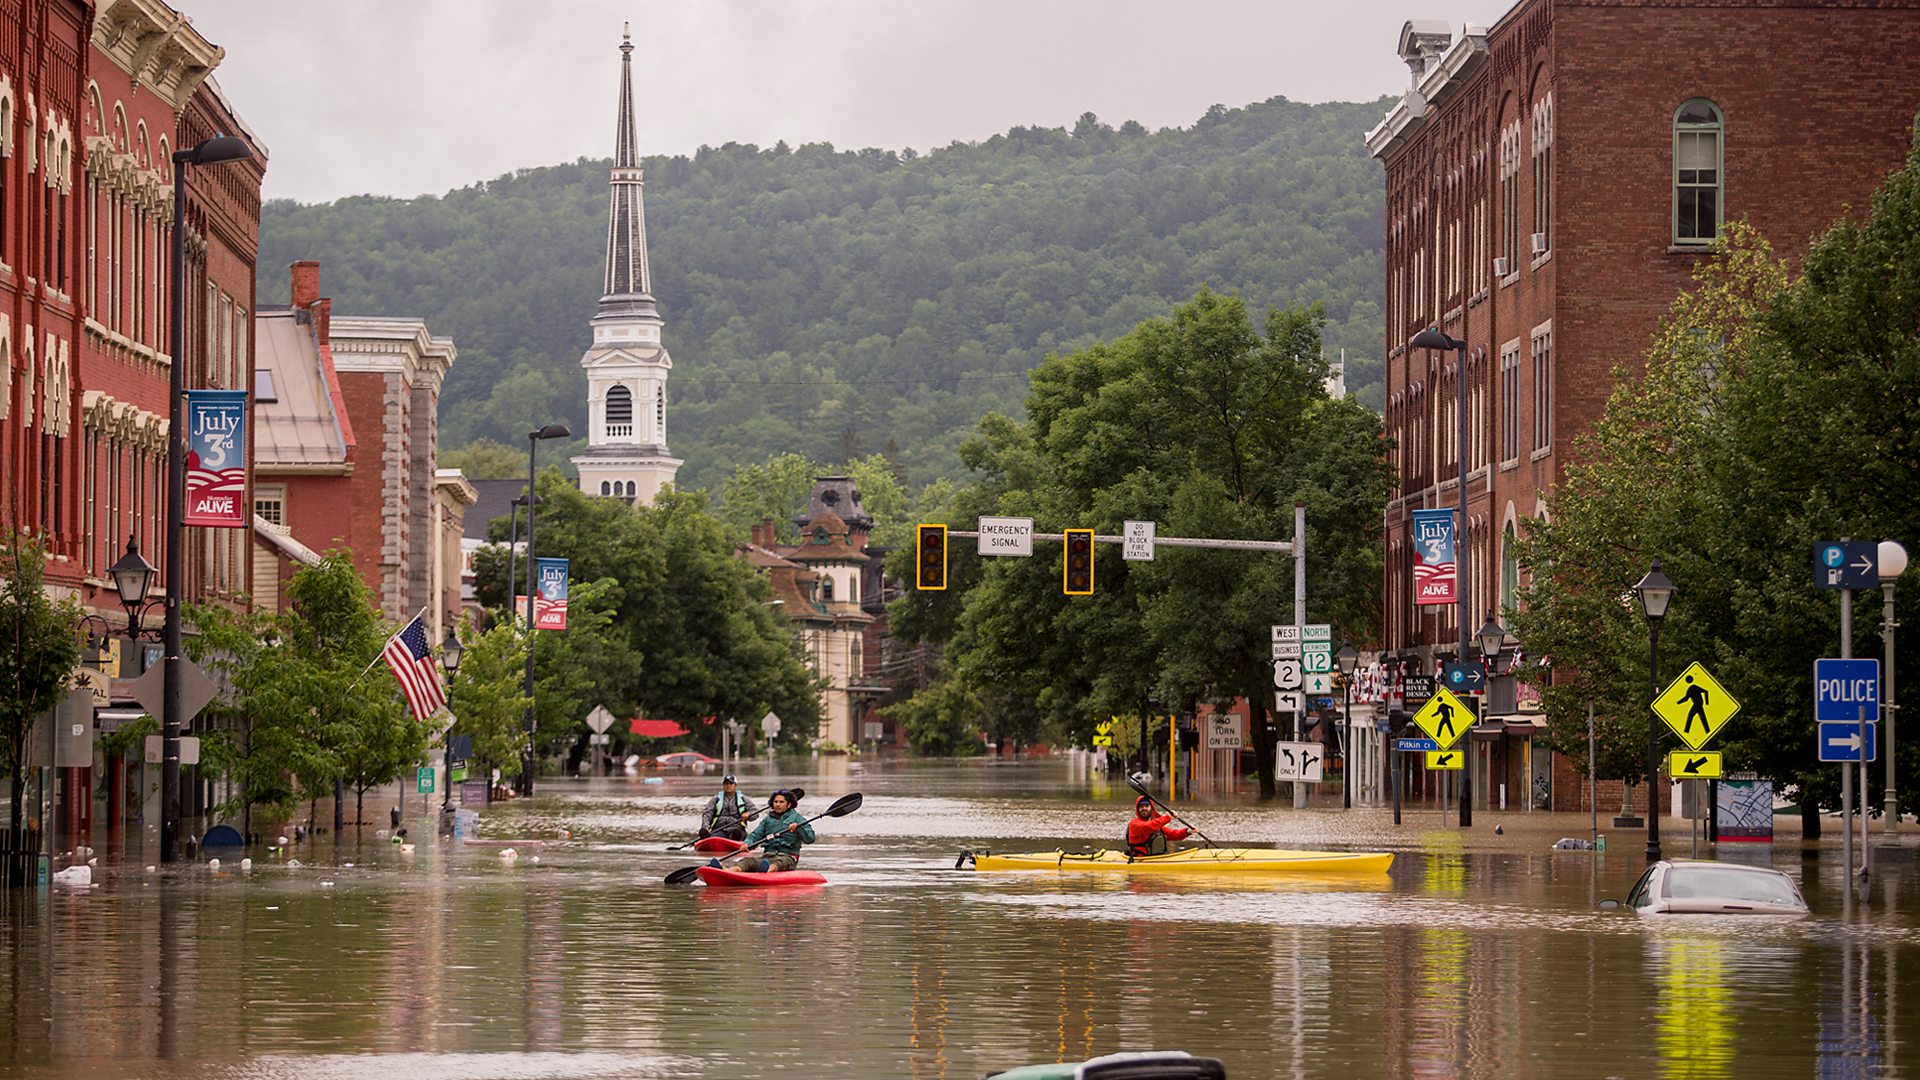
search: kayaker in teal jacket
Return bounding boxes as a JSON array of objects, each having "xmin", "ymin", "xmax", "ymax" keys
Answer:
[{"xmin": 740, "ymin": 789, "xmax": 814, "ymax": 872}]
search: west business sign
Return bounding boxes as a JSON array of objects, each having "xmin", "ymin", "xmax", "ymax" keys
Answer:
[
  {"xmin": 1411, "ymin": 508, "xmax": 1457, "ymax": 605},
  {"xmin": 183, "ymin": 390, "xmax": 248, "ymax": 528}
]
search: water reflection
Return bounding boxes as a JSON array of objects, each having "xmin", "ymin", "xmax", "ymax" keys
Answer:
[{"xmin": 0, "ymin": 760, "xmax": 1915, "ymax": 1079}]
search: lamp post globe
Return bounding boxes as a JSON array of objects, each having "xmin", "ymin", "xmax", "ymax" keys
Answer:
[{"xmin": 1632, "ymin": 557, "xmax": 1676, "ymax": 861}]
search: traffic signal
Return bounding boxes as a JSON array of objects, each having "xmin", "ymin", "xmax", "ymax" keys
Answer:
[
  {"xmin": 916, "ymin": 524, "xmax": 948, "ymax": 591},
  {"xmin": 1063, "ymin": 528, "xmax": 1094, "ymax": 595}
]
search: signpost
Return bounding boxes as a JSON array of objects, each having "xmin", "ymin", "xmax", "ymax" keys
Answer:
[
  {"xmin": 1122, "ymin": 520, "xmax": 1155, "ymax": 561},
  {"xmin": 1395, "ymin": 737, "xmax": 1439, "ymax": 753},
  {"xmin": 1205, "ymin": 713, "xmax": 1244, "ymax": 750},
  {"xmin": 416, "ymin": 766, "xmax": 436, "ymax": 794},
  {"xmin": 1819, "ymin": 721, "xmax": 1877, "ymax": 762},
  {"xmin": 1652, "ymin": 662, "xmax": 1740, "ymax": 751},
  {"xmin": 1668, "ymin": 750, "xmax": 1723, "ymax": 780},
  {"xmin": 1302, "ymin": 625, "xmax": 1332, "ymax": 676},
  {"xmin": 1814, "ymin": 659, "xmax": 1879, "ymax": 721},
  {"xmin": 1426, "ymin": 749, "xmax": 1464, "ymax": 771},
  {"xmin": 1093, "ymin": 719, "xmax": 1114, "ymax": 748},
  {"xmin": 1273, "ymin": 658, "xmax": 1303, "ymax": 690},
  {"xmin": 1410, "ymin": 687, "xmax": 1471, "ymax": 749},
  {"xmin": 1273, "ymin": 741, "xmax": 1323, "ymax": 783},
  {"xmin": 1442, "ymin": 661, "xmax": 1485, "ymax": 694},
  {"xmin": 1814, "ymin": 540, "xmax": 1877, "ymax": 590},
  {"xmin": 977, "ymin": 516, "xmax": 1035, "ymax": 557}
]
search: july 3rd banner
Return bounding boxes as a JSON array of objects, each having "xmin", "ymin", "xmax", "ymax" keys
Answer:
[
  {"xmin": 534, "ymin": 557, "xmax": 569, "ymax": 631},
  {"xmin": 183, "ymin": 390, "xmax": 248, "ymax": 527},
  {"xmin": 1411, "ymin": 508, "xmax": 1457, "ymax": 606}
]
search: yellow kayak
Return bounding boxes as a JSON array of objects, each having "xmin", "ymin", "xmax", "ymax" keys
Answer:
[{"xmin": 967, "ymin": 847, "xmax": 1393, "ymax": 874}]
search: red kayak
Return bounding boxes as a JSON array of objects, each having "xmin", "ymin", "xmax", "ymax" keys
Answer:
[
  {"xmin": 692, "ymin": 836, "xmax": 746, "ymax": 854},
  {"xmin": 695, "ymin": 865, "xmax": 826, "ymax": 887}
]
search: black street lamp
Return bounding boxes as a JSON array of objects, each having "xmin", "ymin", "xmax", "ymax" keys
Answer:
[
  {"xmin": 1337, "ymin": 640, "xmax": 1359, "ymax": 809},
  {"xmin": 1632, "ymin": 557, "xmax": 1676, "ymax": 861},
  {"xmin": 1410, "ymin": 326, "xmax": 1473, "ymax": 827},
  {"xmin": 521, "ymin": 423, "xmax": 570, "ymax": 797},
  {"xmin": 107, "ymin": 536, "xmax": 164, "ymax": 640},
  {"xmin": 440, "ymin": 626, "xmax": 463, "ymax": 815},
  {"xmin": 162, "ymin": 135, "xmax": 253, "ymax": 863},
  {"xmin": 1476, "ymin": 614, "xmax": 1506, "ymax": 677}
]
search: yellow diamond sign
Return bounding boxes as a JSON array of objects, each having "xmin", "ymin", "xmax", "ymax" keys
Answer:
[
  {"xmin": 1426, "ymin": 748, "xmax": 1465, "ymax": 771},
  {"xmin": 1410, "ymin": 687, "xmax": 1472, "ymax": 749},
  {"xmin": 1668, "ymin": 750, "xmax": 1723, "ymax": 780},
  {"xmin": 1653, "ymin": 662, "xmax": 1739, "ymax": 750}
]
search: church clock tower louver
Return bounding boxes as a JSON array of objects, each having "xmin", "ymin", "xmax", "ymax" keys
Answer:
[{"xmin": 574, "ymin": 25, "xmax": 682, "ymax": 503}]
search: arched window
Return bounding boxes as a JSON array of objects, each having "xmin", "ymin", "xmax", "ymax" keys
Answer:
[
  {"xmin": 1673, "ymin": 100, "xmax": 1723, "ymax": 245},
  {"xmin": 605, "ymin": 385, "xmax": 632, "ymax": 437},
  {"xmin": 600, "ymin": 481, "xmax": 610, "ymax": 495},
  {"xmin": 625, "ymin": 480, "xmax": 636, "ymax": 497},
  {"xmin": 1501, "ymin": 522, "xmax": 1519, "ymax": 621},
  {"xmin": 821, "ymin": 575, "xmax": 834, "ymax": 603}
]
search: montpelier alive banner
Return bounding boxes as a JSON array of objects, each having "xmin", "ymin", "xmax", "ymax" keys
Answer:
[{"xmin": 184, "ymin": 390, "xmax": 248, "ymax": 527}]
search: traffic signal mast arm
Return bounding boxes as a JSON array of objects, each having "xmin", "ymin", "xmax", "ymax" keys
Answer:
[{"xmin": 941, "ymin": 530, "xmax": 1294, "ymax": 553}]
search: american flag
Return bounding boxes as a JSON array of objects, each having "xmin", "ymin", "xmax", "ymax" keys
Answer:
[{"xmin": 382, "ymin": 615, "xmax": 447, "ymax": 722}]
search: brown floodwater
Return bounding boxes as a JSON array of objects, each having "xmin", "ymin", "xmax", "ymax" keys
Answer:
[{"xmin": 1, "ymin": 758, "xmax": 1914, "ymax": 1079}]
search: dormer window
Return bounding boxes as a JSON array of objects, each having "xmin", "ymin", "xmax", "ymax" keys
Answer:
[{"xmin": 812, "ymin": 526, "xmax": 829, "ymax": 545}]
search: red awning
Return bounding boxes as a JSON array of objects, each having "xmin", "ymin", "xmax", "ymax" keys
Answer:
[{"xmin": 630, "ymin": 718, "xmax": 690, "ymax": 738}]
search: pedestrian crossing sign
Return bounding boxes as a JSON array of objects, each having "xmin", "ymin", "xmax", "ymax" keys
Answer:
[
  {"xmin": 1653, "ymin": 662, "xmax": 1739, "ymax": 751},
  {"xmin": 1426, "ymin": 749, "xmax": 1464, "ymax": 770},
  {"xmin": 1410, "ymin": 687, "xmax": 1471, "ymax": 750}
]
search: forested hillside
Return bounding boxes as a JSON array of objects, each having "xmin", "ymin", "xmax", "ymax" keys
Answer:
[{"xmin": 258, "ymin": 96, "xmax": 1390, "ymax": 491}]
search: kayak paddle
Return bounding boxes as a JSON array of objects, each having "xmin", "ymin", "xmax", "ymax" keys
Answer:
[
  {"xmin": 664, "ymin": 787, "xmax": 805, "ymax": 850},
  {"xmin": 664, "ymin": 791, "xmax": 861, "ymax": 884},
  {"xmin": 1126, "ymin": 773, "xmax": 1217, "ymax": 848}
]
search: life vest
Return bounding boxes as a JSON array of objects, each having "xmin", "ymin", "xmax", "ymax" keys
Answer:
[{"xmin": 1126, "ymin": 813, "xmax": 1188, "ymax": 857}]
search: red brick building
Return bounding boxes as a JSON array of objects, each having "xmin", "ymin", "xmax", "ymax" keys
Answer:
[
  {"xmin": 254, "ymin": 260, "xmax": 462, "ymax": 635},
  {"xmin": 0, "ymin": 0, "xmax": 262, "ymax": 637},
  {"xmin": 1368, "ymin": 0, "xmax": 1920, "ymax": 810}
]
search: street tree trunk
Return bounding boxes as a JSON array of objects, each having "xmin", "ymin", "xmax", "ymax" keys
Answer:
[{"xmin": 1248, "ymin": 696, "xmax": 1277, "ymax": 801}]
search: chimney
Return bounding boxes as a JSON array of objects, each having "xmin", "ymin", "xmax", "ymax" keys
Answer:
[
  {"xmin": 758, "ymin": 517, "xmax": 776, "ymax": 547},
  {"xmin": 311, "ymin": 297, "xmax": 331, "ymax": 344},
  {"xmin": 290, "ymin": 260, "xmax": 321, "ymax": 309}
]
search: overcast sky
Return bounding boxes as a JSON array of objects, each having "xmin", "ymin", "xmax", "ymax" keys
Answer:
[{"xmin": 183, "ymin": 1, "xmax": 1517, "ymax": 205}]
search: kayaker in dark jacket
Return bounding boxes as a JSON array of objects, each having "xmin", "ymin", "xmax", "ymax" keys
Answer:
[
  {"xmin": 1125, "ymin": 795, "xmax": 1189, "ymax": 857},
  {"xmin": 699, "ymin": 775, "xmax": 756, "ymax": 841},
  {"xmin": 740, "ymin": 789, "xmax": 814, "ymax": 871}
]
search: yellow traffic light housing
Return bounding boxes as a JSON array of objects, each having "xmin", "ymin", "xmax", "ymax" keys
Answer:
[
  {"xmin": 916, "ymin": 524, "xmax": 948, "ymax": 590},
  {"xmin": 1063, "ymin": 528, "xmax": 1094, "ymax": 595}
]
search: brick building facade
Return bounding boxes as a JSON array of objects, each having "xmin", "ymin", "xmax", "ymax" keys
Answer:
[
  {"xmin": 0, "ymin": 0, "xmax": 262, "ymax": 635},
  {"xmin": 1368, "ymin": 0, "xmax": 1920, "ymax": 810}
]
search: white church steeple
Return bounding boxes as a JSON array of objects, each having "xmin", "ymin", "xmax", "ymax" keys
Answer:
[{"xmin": 574, "ymin": 24, "xmax": 682, "ymax": 504}]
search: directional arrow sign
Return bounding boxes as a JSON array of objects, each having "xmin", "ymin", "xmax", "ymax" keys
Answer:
[
  {"xmin": 1818, "ymin": 721, "xmax": 1877, "ymax": 762},
  {"xmin": 1410, "ymin": 687, "xmax": 1472, "ymax": 749},
  {"xmin": 1443, "ymin": 661, "xmax": 1485, "ymax": 694},
  {"xmin": 1653, "ymin": 662, "xmax": 1739, "ymax": 751},
  {"xmin": 1814, "ymin": 540, "xmax": 1877, "ymax": 589},
  {"xmin": 1426, "ymin": 749, "xmax": 1464, "ymax": 771},
  {"xmin": 1667, "ymin": 750, "xmax": 1723, "ymax": 780},
  {"xmin": 1273, "ymin": 740, "xmax": 1324, "ymax": 783}
]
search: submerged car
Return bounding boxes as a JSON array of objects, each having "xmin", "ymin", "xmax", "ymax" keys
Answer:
[
  {"xmin": 988, "ymin": 1051, "xmax": 1226, "ymax": 1079},
  {"xmin": 649, "ymin": 751, "xmax": 721, "ymax": 769},
  {"xmin": 1605, "ymin": 860, "xmax": 1809, "ymax": 915}
]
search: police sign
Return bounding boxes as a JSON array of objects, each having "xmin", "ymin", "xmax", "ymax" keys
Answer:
[{"xmin": 1814, "ymin": 658, "xmax": 1879, "ymax": 722}]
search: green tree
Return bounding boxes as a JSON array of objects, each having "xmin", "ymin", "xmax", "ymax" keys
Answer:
[
  {"xmin": 893, "ymin": 291, "xmax": 1393, "ymax": 789},
  {"xmin": 440, "ymin": 438, "xmax": 525, "ymax": 480},
  {"xmin": 0, "ymin": 531, "xmax": 80, "ymax": 879},
  {"xmin": 446, "ymin": 617, "xmax": 531, "ymax": 786}
]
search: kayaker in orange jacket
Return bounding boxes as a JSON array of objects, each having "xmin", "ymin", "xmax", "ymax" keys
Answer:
[{"xmin": 1125, "ymin": 795, "xmax": 1189, "ymax": 856}]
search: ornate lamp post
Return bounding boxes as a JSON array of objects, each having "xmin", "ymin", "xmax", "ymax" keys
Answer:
[
  {"xmin": 520, "ymin": 423, "xmax": 570, "ymax": 797},
  {"xmin": 1880, "ymin": 541, "xmax": 1908, "ymax": 835},
  {"xmin": 1410, "ymin": 326, "xmax": 1473, "ymax": 826},
  {"xmin": 1632, "ymin": 557, "xmax": 1676, "ymax": 861},
  {"xmin": 440, "ymin": 626, "xmax": 463, "ymax": 817},
  {"xmin": 161, "ymin": 135, "xmax": 254, "ymax": 862},
  {"xmin": 1337, "ymin": 641, "xmax": 1359, "ymax": 809}
]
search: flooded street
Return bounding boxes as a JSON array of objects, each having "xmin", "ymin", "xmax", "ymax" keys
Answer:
[{"xmin": 2, "ymin": 759, "xmax": 1915, "ymax": 1078}]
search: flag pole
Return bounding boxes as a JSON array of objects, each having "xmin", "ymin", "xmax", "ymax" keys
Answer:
[{"xmin": 349, "ymin": 606, "xmax": 432, "ymax": 691}]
